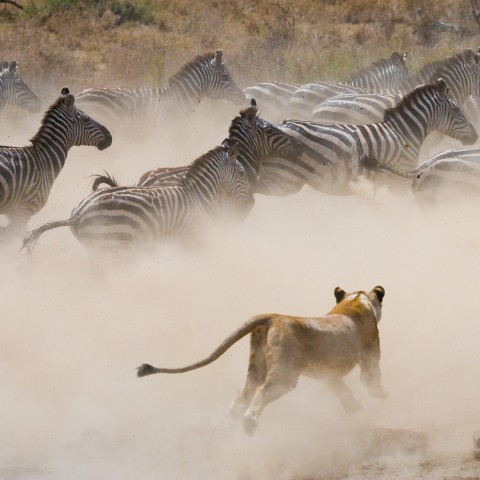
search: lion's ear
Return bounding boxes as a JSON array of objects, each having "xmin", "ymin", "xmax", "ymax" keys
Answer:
[
  {"xmin": 334, "ymin": 287, "xmax": 346, "ymax": 303},
  {"xmin": 372, "ymin": 286, "xmax": 385, "ymax": 303}
]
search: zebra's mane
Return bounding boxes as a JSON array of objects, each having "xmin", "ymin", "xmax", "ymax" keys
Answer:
[
  {"xmin": 345, "ymin": 53, "xmax": 406, "ymax": 82},
  {"xmin": 383, "ymin": 82, "xmax": 436, "ymax": 123},
  {"xmin": 29, "ymin": 96, "xmax": 64, "ymax": 144},
  {"xmin": 168, "ymin": 52, "xmax": 217, "ymax": 87},
  {"xmin": 183, "ymin": 145, "xmax": 226, "ymax": 184}
]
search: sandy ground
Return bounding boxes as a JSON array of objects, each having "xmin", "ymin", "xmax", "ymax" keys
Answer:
[{"xmin": 0, "ymin": 98, "xmax": 479, "ymax": 480}]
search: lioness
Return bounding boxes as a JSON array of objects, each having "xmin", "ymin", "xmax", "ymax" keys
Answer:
[{"xmin": 137, "ymin": 285, "xmax": 388, "ymax": 435}]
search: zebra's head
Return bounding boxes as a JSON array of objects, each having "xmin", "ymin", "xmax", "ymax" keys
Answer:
[
  {"xmin": 431, "ymin": 78, "xmax": 478, "ymax": 146},
  {"xmin": 228, "ymin": 99, "xmax": 306, "ymax": 187},
  {"xmin": 59, "ymin": 88, "xmax": 113, "ymax": 150},
  {"xmin": 0, "ymin": 60, "xmax": 41, "ymax": 113},
  {"xmin": 203, "ymin": 50, "xmax": 246, "ymax": 105},
  {"xmin": 215, "ymin": 139, "xmax": 255, "ymax": 221}
]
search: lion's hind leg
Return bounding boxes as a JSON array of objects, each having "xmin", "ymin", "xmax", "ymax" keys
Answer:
[
  {"xmin": 326, "ymin": 377, "xmax": 362, "ymax": 413},
  {"xmin": 242, "ymin": 335, "xmax": 301, "ymax": 435},
  {"xmin": 228, "ymin": 326, "xmax": 268, "ymax": 421}
]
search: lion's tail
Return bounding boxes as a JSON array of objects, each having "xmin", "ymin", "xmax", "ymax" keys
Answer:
[{"xmin": 137, "ymin": 314, "xmax": 272, "ymax": 377}]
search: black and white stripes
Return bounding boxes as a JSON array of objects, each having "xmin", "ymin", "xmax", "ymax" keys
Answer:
[
  {"xmin": 0, "ymin": 87, "xmax": 112, "ymax": 241},
  {"xmin": 256, "ymin": 79, "xmax": 477, "ymax": 196},
  {"xmin": 23, "ymin": 141, "xmax": 254, "ymax": 253},
  {"xmin": 0, "ymin": 60, "xmax": 41, "ymax": 114},
  {"xmin": 75, "ymin": 50, "xmax": 246, "ymax": 125}
]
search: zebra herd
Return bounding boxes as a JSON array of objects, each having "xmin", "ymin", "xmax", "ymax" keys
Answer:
[{"xmin": 1, "ymin": 47, "xmax": 480, "ymax": 254}]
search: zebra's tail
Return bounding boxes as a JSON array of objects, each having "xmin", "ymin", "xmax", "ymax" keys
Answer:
[
  {"xmin": 22, "ymin": 216, "xmax": 80, "ymax": 254},
  {"xmin": 359, "ymin": 154, "xmax": 415, "ymax": 179},
  {"xmin": 91, "ymin": 172, "xmax": 120, "ymax": 191},
  {"xmin": 137, "ymin": 314, "xmax": 272, "ymax": 377}
]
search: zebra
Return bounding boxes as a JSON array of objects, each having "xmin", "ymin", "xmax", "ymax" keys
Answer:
[
  {"xmin": 0, "ymin": 87, "xmax": 112, "ymax": 242},
  {"xmin": 254, "ymin": 79, "xmax": 477, "ymax": 196},
  {"xmin": 23, "ymin": 141, "xmax": 254, "ymax": 254},
  {"xmin": 311, "ymin": 49, "xmax": 480, "ymax": 124},
  {"xmin": 0, "ymin": 60, "xmax": 41, "ymax": 114},
  {"xmin": 243, "ymin": 81, "xmax": 298, "ymax": 121},
  {"xmin": 75, "ymin": 50, "xmax": 246, "ymax": 126},
  {"xmin": 360, "ymin": 147, "xmax": 480, "ymax": 203},
  {"xmin": 284, "ymin": 51, "xmax": 410, "ymax": 119},
  {"xmin": 91, "ymin": 99, "xmax": 306, "ymax": 193}
]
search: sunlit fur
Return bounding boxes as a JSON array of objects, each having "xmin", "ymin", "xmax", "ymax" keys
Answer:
[{"xmin": 137, "ymin": 285, "xmax": 387, "ymax": 435}]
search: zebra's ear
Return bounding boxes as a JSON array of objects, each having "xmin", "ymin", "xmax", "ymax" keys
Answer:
[
  {"xmin": 436, "ymin": 78, "xmax": 448, "ymax": 101},
  {"xmin": 334, "ymin": 287, "xmax": 346, "ymax": 304},
  {"xmin": 245, "ymin": 101, "xmax": 257, "ymax": 129},
  {"xmin": 63, "ymin": 93, "xmax": 76, "ymax": 115},
  {"xmin": 227, "ymin": 141, "xmax": 240, "ymax": 162},
  {"xmin": 464, "ymin": 49, "xmax": 476, "ymax": 68},
  {"xmin": 8, "ymin": 60, "xmax": 18, "ymax": 73},
  {"xmin": 61, "ymin": 87, "xmax": 70, "ymax": 96},
  {"xmin": 390, "ymin": 52, "xmax": 403, "ymax": 66},
  {"xmin": 221, "ymin": 138, "xmax": 231, "ymax": 150},
  {"xmin": 211, "ymin": 49, "xmax": 223, "ymax": 67}
]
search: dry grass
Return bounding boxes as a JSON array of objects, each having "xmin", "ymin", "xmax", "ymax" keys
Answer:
[{"xmin": 0, "ymin": 0, "xmax": 479, "ymax": 98}]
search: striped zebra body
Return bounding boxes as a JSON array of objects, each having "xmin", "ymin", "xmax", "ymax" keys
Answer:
[
  {"xmin": 412, "ymin": 148, "xmax": 480, "ymax": 200},
  {"xmin": 93, "ymin": 99, "xmax": 306, "ymax": 194},
  {"xmin": 312, "ymin": 49, "xmax": 480, "ymax": 125},
  {"xmin": 255, "ymin": 80, "xmax": 477, "ymax": 196},
  {"xmin": 285, "ymin": 51, "xmax": 410, "ymax": 119},
  {"xmin": 243, "ymin": 82, "xmax": 298, "ymax": 120},
  {"xmin": 360, "ymin": 147, "xmax": 480, "ymax": 203},
  {"xmin": 0, "ymin": 88, "xmax": 112, "ymax": 241},
  {"xmin": 312, "ymin": 92, "xmax": 403, "ymax": 124},
  {"xmin": 23, "ymin": 142, "xmax": 254, "ymax": 253},
  {"xmin": 0, "ymin": 60, "xmax": 41, "ymax": 114},
  {"xmin": 75, "ymin": 50, "xmax": 245, "ymax": 126}
]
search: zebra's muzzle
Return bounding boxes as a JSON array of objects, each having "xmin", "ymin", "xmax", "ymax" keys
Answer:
[
  {"xmin": 97, "ymin": 127, "xmax": 113, "ymax": 150},
  {"xmin": 460, "ymin": 129, "xmax": 478, "ymax": 146}
]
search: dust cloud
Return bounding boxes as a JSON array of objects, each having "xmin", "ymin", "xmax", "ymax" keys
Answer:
[{"xmin": 0, "ymin": 100, "xmax": 479, "ymax": 480}]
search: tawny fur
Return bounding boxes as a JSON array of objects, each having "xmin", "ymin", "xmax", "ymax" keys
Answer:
[{"xmin": 137, "ymin": 285, "xmax": 387, "ymax": 435}]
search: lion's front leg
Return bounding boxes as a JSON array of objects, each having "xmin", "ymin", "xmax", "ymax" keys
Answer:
[{"xmin": 359, "ymin": 347, "xmax": 389, "ymax": 399}]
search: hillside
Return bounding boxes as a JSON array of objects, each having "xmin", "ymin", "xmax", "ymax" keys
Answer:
[{"xmin": 1, "ymin": 0, "xmax": 479, "ymax": 97}]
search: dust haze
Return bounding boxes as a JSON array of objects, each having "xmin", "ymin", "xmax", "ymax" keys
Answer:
[{"xmin": 0, "ymin": 95, "xmax": 479, "ymax": 480}]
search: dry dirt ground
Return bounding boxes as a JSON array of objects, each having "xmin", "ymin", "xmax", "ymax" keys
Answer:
[{"xmin": 0, "ymin": 94, "xmax": 479, "ymax": 480}]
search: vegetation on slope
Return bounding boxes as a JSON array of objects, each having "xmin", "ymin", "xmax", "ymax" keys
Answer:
[{"xmin": 0, "ymin": 0, "xmax": 479, "ymax": 98}]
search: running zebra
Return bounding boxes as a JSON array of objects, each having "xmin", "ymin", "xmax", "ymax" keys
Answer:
[
  {"xmin": 75, "ymin": 50, "xmax": 245, "ymax": 126},
  {"xmin": 23, "ymin": 141, "xmax": 254, "ymax": 254},
  {"xmin": 361, "ymin": 147, "xmax": 480, "ymax": 203},
  {"xmin": 151, "ymin": 98, "xmax": 304, "ymax": 189},
  {"xmin": 285, "ymin": 51, "xmax": 410, "ymax": 119},
  {"xmin": 92, "ymin": 99, "xmax": 306, "ymax": 192},
  {"xmin": 0, "ymin": 60, "xmax": 41, "ymax": 114},
  {"xmin": 312, "ymin": 49, "xmax": 480, "ymax": 124},
  {"xmin": 243, "ymin": 81, "xmax": 298, "ymax": 121},
  {"xmin": 0, "ymin": 87, "xmax": 112, "ymax": 242},
  {"xmin": 255, "ymin": 79, "xmax": 477, "ymax": 196}
]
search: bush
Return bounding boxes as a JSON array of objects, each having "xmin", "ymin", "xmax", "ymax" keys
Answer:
[{"xmin": 23, "ymin": 0, "xmax": 155, "ymax": 25}]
